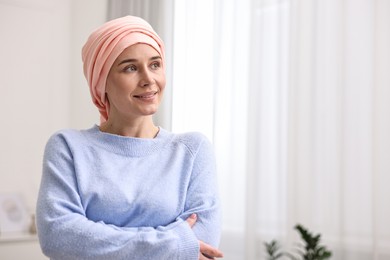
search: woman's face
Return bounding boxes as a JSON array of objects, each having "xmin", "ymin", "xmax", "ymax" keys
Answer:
[{"xmin": 105, "ymin": 43, "xmax": 166, "ymax": 121}]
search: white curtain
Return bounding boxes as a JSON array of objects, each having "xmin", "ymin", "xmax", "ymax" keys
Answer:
[{"xmin": 108, "ymin": 0, "xmax": 390, "ymax": 259}]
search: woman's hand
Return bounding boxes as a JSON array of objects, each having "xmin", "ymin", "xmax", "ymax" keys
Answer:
[{"xmin": 186, "ymin": 214, "xmax": 224, "ymax": 259}]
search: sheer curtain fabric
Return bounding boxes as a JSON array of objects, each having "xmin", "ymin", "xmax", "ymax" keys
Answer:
[{"xmin": 108, "ymin": 0, "xmax": 390, "ymax": 259}]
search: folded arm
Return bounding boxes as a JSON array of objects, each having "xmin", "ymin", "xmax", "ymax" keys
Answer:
[{"xmin": 176, "ymin": 134, "xmax": 223, "ymax": 257}]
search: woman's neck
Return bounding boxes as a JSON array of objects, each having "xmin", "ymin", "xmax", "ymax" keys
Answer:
[{"xmin": 99, "ymin": 118, "xmax": 159, "ymax": 138}]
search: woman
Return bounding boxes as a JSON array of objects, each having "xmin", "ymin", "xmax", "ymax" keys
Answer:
[{"xmin": 36, "ymin": 15, "xmax": 223, "ymax": 260}]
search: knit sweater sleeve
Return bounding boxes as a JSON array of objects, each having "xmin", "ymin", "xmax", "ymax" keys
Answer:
[
  {"xmin": 177, "ymin": 133, "xmax": 222, "ymax": 248},
  {"xmin": 36, "ymin": 132, "xmax": 200, "ymax": 260}
]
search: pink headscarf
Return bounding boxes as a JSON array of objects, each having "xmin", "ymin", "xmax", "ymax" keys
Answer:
[{"xmin": 81, "ymin": 15, "xmax": 165, "ymax": 123}]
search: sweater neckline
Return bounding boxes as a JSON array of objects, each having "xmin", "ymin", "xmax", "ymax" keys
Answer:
[{"xmin": 85, "ymin": 125, "xmax": 171, "ymax": 157}]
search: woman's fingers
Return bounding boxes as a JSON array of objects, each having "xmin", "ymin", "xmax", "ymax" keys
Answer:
[
  {"xmin": 200, "ymin": 253, "xmax": 217, "ymax": 260},
  {"xmin": 185, "ymin": 214, "xmax": 223, "ymax": 259},
  {"xmin": 199, "ymin": 240, "xmax": 224, "ymax": 259},
  {"xmin": 185, "ymin": 213, "xmax": 197, "ymax": 228}
]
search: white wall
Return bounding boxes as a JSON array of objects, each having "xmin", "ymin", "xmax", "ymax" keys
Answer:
[{"xmin": 0, "ymin": 0, "xmax": 107, "ymax": 216}]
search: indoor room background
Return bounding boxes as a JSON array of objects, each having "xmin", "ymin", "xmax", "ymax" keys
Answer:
[{"xmin": 0, "ymin": 0, "xmax": 389, "ymax": 259}]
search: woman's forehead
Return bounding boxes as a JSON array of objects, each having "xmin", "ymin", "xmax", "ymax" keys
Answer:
[{"xmin": 116, "ymin": 43, "xmax": 161, "ymax": 61}]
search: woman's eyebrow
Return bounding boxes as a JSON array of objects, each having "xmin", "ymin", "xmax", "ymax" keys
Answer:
[
  {"xmin": 118, "ymin": 58, "xmax": 137, "ymax": 66},
  {"xmin": 150, "ymin": 56, "xmax": 162, "ymax": 61}
]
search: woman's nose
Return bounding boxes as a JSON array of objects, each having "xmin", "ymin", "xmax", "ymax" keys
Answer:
[{"xmin": 139, "ymin": 68, "xmax": 154, "ymax": 87}]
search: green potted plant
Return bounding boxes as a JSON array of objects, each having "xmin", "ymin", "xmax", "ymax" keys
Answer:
[
  {"xmin": 264, "ymin": 224, "xmax": 332, "ymax": 260},
  {"xmin": 264, "ymin": 240, "xmax": 284, "ymax": 260}
]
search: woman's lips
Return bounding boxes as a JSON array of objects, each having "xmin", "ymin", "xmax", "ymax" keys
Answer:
[{"xmin": 134, "ymin": 91, "xmax": 158, "ymax": 100}]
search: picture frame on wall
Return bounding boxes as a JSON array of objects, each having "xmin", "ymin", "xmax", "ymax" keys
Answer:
[{"xmin": 0, "ymin": 193, "xmax": 30, "ymax": 234}]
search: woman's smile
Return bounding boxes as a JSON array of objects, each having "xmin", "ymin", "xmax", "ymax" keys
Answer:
[{"xmin": 133, "ymin": 91, "xmax": 158, "ymax": 100}]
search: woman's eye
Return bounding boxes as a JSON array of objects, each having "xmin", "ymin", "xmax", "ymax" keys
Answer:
[
  {"xmin": 124, "ymin": 65, "xmax": 137, "ymax": 72},
  {"xmin": 150, "ymin": 62, "xmax": 161, "ymax": 70}
]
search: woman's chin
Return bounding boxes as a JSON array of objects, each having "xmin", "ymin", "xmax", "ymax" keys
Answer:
[{"xmin": 139, "ymin": 106, "xmax": 159, "ymax": 116}]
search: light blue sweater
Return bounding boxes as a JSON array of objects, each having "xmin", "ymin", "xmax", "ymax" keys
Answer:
[{"xmin": 36, "ymin": 125, "xmax": 221, "ymax": 260}]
